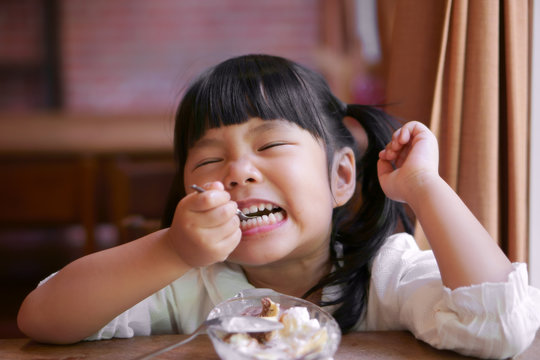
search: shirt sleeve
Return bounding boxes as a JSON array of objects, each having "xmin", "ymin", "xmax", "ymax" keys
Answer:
[
  {"xmin": 363, "ymin": 233, "xmax": 540, "ymax": 359},
  {"xmin": 85, "ymin": 284, "xmax": 178, "ymax": 340}
]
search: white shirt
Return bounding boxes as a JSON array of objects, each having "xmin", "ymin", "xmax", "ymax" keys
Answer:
[{"xmin": 84, "ymin": 233, "xmax": 540, "ymax": 359}]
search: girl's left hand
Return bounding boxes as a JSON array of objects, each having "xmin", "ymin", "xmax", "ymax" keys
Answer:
[{"xmin": 377, "ymin": 121, "xmax": 439, "ymax": 203}]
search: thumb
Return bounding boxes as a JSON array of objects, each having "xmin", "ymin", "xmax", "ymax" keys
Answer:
[{"xmin": 202, "ymin": 181, "xmax": 225, "ymax": 191}]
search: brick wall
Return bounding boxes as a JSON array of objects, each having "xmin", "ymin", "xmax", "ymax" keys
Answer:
[
  {"xmin": 0, "ymin": 0, "xmax": 45, "ymax": 110},
  {"xmin": 0, "ymin": 0, "xmax": 43, "ymax": 61},
  {"xmin": 0, "ymin": 0, "xmax": 319, "ymax": 112}
]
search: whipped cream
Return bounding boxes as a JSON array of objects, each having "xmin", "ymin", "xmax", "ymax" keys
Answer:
[{"xmin": 223, "ymin": 299, "xmax": 328, "ymax": 359}]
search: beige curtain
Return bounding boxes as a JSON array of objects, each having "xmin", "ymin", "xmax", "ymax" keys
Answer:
[{"xmin": 380, "ymin": 0, "xmax": 529, "ymax": 262}]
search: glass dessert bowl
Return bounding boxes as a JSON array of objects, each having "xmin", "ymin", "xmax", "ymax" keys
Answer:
[{"xmin": 206, "ymin": 288, "xmax": 341, "ymax": 360}]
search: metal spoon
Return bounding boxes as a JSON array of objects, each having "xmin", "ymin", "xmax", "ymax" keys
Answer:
[
  {"xmin": 135, "ymin": 316, "xmax": 283, "ymax": 359},
  {"xmin": 190, "ymin": 184, "xmax": 255, "ymax": 221}
]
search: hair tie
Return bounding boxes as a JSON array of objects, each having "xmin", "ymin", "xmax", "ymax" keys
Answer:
[{"xmin": 343, "ymin": 103, "xmax": 351, "ymax": 117}]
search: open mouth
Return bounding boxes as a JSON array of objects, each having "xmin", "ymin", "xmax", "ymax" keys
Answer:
[{"xmin": 240, "ymin": 203, "xmax": 286, "ymax": 229}]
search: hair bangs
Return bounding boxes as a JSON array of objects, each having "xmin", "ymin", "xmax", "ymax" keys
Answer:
[{"xmin": 176, "ymin": 55, "xmax": 329, "ymax": 153}]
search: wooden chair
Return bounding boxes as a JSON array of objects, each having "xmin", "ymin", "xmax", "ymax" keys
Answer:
[
  {"xmin": 0, "ymin": 155, "xmax": 97, "ymax": 255},
  {"xmin": 105, "ymin": 156, "xmax": 176, "ymax": 244}
]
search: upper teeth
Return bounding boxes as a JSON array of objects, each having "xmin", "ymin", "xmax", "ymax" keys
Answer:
[{"xmin": 242, "ymin": 203, "xmax": 278, "ymax": 215}]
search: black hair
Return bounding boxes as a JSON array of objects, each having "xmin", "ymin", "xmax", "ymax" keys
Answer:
[{"xmin": 162, "ymin": 54, "xmax": 413, "ymax": 333}]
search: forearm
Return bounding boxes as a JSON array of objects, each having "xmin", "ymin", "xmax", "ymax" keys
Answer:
[
  {"xmin": 17, "ymin": 228, "xmax": 190, "ymax": 344},
  {"xmin": 408, "ymin": 176, "xmax": 513, "ymax": 290}
]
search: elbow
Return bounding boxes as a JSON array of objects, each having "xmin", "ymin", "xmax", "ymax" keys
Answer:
[
  {"xmin": 492, "ymin": 328, "xmax": 536, "ymax": 359},
  {"xmin": 17, "ymin": 314, "xmax": 85, "ymax": 344},
  {"xmin": 462, "ymin": 322, "xmax": 538, "ymax": 359},
  {"xmin": 17, "ymin": 298, "xmax": 84, "ymax": 345},
  {"xmin": 490, "ymin": 312, "xmax": 540, "ymax": 359}
]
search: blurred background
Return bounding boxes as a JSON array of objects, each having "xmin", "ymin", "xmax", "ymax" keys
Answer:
[
  {"xmin": 1, "ymin": 0, "xmax": 538, "ymax": 341},
  {"xmin": 0, "ymin": 0, "xmax": 386, "ymax": 338},
  {"xmin": 0, "ymin": 0, "xmax": 385, "ymax": 113}
]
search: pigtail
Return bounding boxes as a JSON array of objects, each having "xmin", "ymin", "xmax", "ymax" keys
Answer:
[
  {"xmin": 344, "ymin": 105, "xmax": 414, "ymax": 235},
  {"xmin": 312, "ymin": 104, "xmax": 413, "ymax": 332}
]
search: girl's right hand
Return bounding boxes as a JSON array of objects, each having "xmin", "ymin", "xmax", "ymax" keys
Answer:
[{"xmin": 166, "ymin": 181, "xmax": 242, "ymax": 268}]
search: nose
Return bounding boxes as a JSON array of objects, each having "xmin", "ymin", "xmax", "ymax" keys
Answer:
[{"xmin": 223, "ymin": 157, "xmax": 262, "ymax": 190}]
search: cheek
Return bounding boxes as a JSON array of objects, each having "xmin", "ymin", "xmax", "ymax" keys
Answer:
[
  {"xmin": 284, "ymin": 157, "xmax": 334, "ymax": 220},
  {"xmin": 296, "ymin": 188, "xmax": 334, "ymax": 225}
]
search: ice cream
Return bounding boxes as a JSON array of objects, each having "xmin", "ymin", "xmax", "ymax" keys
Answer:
[{"xmin": 223, "ymin": 298, "xmax": 328, "ymax": 359}]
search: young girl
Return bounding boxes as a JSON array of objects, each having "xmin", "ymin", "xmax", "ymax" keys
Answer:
[{"xmin": 18, "ymin": 54, "xmax": 539, "ymax": 358}]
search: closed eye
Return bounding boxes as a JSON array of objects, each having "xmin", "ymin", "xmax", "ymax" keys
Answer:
[
  {"xmin": 257, "ymin": 142, "xmax": 290, "ymax": 151},
  {"xmin": 193, "ymin": 158, "xmax": 222, "ymax": 169}
]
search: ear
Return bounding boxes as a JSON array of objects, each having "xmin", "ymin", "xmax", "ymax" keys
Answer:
[{"xmin": 331, "ymin": 147, "xmax": 356, "ymax": 207}]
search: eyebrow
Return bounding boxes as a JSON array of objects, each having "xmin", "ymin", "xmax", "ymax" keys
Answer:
[
  {"xmin": 250, "ymin": 120, "xmax": 291, "ymax": 135},
  {"xmin": 191, "ymin": 137, "xmax": 222, "ymax": 150}
]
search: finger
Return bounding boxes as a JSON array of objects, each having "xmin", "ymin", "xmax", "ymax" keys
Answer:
[
  {"xmin": 379, "ymin": 148, "xmax": 390, "ymax": 160},
  {"xmin": 389, "ymin": 131, "xmax": 409, "ymax": 152},
  {"xmin": 379, "ymin": 148, "xmax": 396, "ymax": 162},
  {"xmin": 208, "ymin": 201, "xmax": 240, "ymax": 228},
  {"xmin": 202, "ymin": 202, "xmax": 240, "ymax": 229},
  {"xmin": 397, "ymin": 126, "xmax": 411, "ymax": 145},
  {"xmin": 377, "ymin": 158, "xmax": 395, "ymax": 178},
  {"xmin": 199, "ymin": 217, "xmax": 241, "ymax": 247},
  {"xmin": 402, "ymin": 121, "xmax": 429, "ymax": 141},
  {"xmin": 390, "ymin": 138, "xmax": 404, "ymax": 152},
  {"xmin": 382, "ymin": 123, "xmax": 416, "ymax": 160},
  {"xmin": 188, "ymin": 213, "xmax": 239, "ymax": 247},
  {"xmin": 215, "ymin": 217, "xmax": 242, "ymax": 245},
  {"xmin": 394, "ymin": 143, "xmax": 411, "ymax": 168},
  {"xmin": 384, "ymin": 138, "xmax": 401, "ymax": 160},
  {"xmin": 187, "ymin": 225, "xmax": 241, "ymax": 266},
  {"xmin": 212, "ymin": 227, "xmax": 242, "ymax": 262},
  {"xmin": 203, "ymin": 181, "xmax": 225, "ymax": 191},
  {"xmin": 379, "ymin": 149, "xmax": 393, "ymax": 162},
  {"xmin": 391, "ymin": 128, "xmax": 401, "ymax": 142},
  {"xmin": 190, "ymin": 188, "xmax": 231, "ymax": 213}
]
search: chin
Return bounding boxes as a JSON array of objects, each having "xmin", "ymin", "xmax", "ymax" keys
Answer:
[{"xmin": 228, "ymin": 247, "xmax": 290, "ymax": 267}]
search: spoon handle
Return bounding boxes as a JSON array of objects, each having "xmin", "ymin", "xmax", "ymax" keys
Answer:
[{"xmin": 133, "ymin": 320, "xmax": 212, "ymax": 359}]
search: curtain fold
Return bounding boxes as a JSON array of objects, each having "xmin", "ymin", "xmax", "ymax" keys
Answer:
[
  {"xmin": 501, "ymin": 0, "xmax": 529, "ymax": 261},
  {"xmin": 381, "ymin": 0, "xmax": 529, "ymax": 262}
]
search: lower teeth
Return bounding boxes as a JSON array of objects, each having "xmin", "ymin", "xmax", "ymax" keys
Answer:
[{"xmin": 241, "ymin": 212, "xmax": 284, "ymax": 229}]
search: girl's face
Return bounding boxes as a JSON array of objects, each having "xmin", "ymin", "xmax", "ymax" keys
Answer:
[{"xmin": 184, "ymin": 117, "xmax": 344, "ymax": 266}]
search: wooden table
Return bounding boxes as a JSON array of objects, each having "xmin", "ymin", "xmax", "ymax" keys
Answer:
[{"xmin": 1, "ymin": 331, "xmax": 538, "ymax": 359}]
